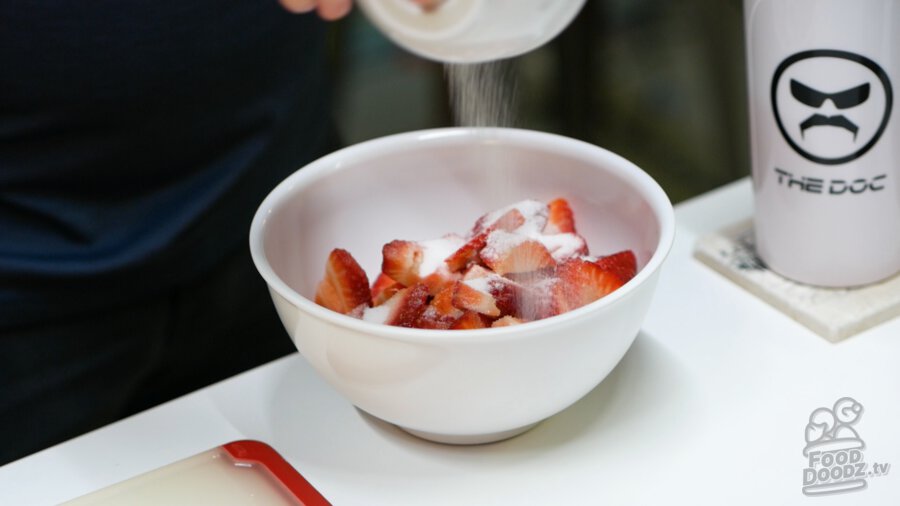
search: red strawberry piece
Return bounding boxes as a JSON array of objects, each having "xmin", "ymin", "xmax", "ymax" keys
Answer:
[
  {"xmin": 382, "ymin": 240, "xmax": 424, "ymax": 287},
  {"xmin": 315, "ymin": 248, "xmax": 371, "ymax": 315},
  {"xmin": 415, "ymin": 285, "xmax": 463, "ymax": 329},
  {"xmin": 538, "ymin": 232, "xmax": 589, "ymax": 262},
  {"xmin": 552, "ymin": 258, "xmax": 624, "ymax": 313},
  {"xmin": 462, "ymin": 264, "xmax": 493, "ymax": 280},
  {"xmin": 432, "ymin": 285, "xmax": 464, "ymax": 317},
  {"xmin": 451, "ymin": 280, "xmax": 501, "ymax": 317},
  {"xmin": 444, "ymin": 231, "xmax": 489, "ymax": 273},
  {"xmin": 471, "ymin": 207, "xmax": 527, "ymax": 236},
  {"xmin": 450, "ymin": 311, "xmax": 491, "ymax": 330},
  {"xmin": 383, "ymin": 283, "xmax": 430, "ymax": 328},
  {"xmin": 421, "ymin": 266, "xmax": 461, "ymax": 296},
  {"xmin": 508, "ymin": 279, "xmax": 556, "ymax": 321},
  {"xmin": 491, "ymin": 315, "xmax": 524, "ymax": 327},
  {"xmin": 446, "ymin": 206, "xmax": 538, "ymax": 273},
  {"xmin": 543, "ymin": 198, "xmax": 576, "ymax": 234},
  {"xmin": 462, "ymin": 265, "xmax": 518, "ymax": 317},
  {"xmin": 492, "ymin": 208, "xmax": 527, "ymax": 232},
  {"xmin": 467, "ymin": 266, "xmax": 555, "ymax": 321},
  {"xmin": 371, "ymin": 273, "xmax": 401, "ymax": 307},
  {"xmin": 480, "ymin": 232, "xmax": 555, "ymax": 275},
  {"xmin": 594, "ymin": 250, "xmax": 638, "ymax": 284}
]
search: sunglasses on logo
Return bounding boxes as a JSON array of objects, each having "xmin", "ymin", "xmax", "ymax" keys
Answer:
[{"xmin": 791, "ymin": 80, "xmax": 871, "ymax": 109}]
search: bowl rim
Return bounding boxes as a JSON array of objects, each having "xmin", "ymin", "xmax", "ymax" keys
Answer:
[{"xmin": 249, "ymin": 127, "xmax": 675, "ymax": 344}]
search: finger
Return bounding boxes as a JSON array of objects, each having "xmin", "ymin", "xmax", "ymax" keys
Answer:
[
  {"xmin": 317, "ymin": 0, "xmax": 352, "ymax": 20},
  {"xmin": 279, "ymin": 0, "xmax": 317, "ymax": 14},
  {"xmin": 411, "ymin": 0, "xmax": 445, "ymax": 11}
]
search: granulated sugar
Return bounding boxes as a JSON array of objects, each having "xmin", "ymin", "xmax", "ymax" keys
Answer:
[
  {"xmin": 444, "ymin": 63, "xmax": 561, "ymax": 320},
  {"xmin": 445, "ymin": 61, "xmax": 519, "ymax": 127}
]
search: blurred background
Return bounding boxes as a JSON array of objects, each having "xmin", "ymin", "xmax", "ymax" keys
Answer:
[{"xmin": 326, "ymin": 0, "xmax": 749, "ymax": 203}]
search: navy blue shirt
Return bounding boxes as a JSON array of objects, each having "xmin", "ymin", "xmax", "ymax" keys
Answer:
[{"xmin": 0, "ymin": 1, "xmax": 331, "ymax": 325}]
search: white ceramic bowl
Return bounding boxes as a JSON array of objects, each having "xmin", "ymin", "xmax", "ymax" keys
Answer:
[{"xmin": 250, "ymin": 128, "xmax": 674, "ymax": 444}]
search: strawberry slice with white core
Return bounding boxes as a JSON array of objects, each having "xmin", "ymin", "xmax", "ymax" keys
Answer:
[
  {"xmin": 480, "ymin": 231, "xmax": 555, "ymax": 275},
  {"xmin": 364, "ymin": 283, "xmax": 430, "ymax": 327},
  {"xmin": 371, "ymin": 273, "xmax": 401, "ymax": 307},
  {"xmin": 315, "ymin": 248, "xmax": 371, "ymax": 315},
  {"xmin": 462, "ymin": 264, "xmax": 493, "ymax": 280},
  {"xmin": 543, "ymin": 198, "xmax": 577, "ymax": 234},
  {"xmin": 381, "ymin": 240, "xmax": 423, "ymax": 287},
  {"xmin": 444, "ymin": 209, "xmax": 526, "ymax": 273},
  {"xmin": 444, "ymin": 231, "xmax": 489, "ymax": 273},
  {"xmin": 450, "ymin": 311, "xmax": 490, "ymax": 330},
  {"xmin": 451, "ymin": 280, "xmax": 501, "ymax": 317},
  {"xmin": 552, "ymin": 258, "xmax": 625, "ymax": 313},
  {"xmin": 462, "ymin": 265, "xmax": 542, "ymax": 319},
  {"xmin": 415, "ymin": 285, "xmax": 464, "ymax": 329},
  {"xmin": 594, "ymin": 250, "xmax": 638, "ymax": 284},
  {"xmin": 535, "ymin": 232, "xmax": 589, "ymax": 262},
  {"xmin": 472, "ymin": 200, "xmax": 547, "ymax": 236}
]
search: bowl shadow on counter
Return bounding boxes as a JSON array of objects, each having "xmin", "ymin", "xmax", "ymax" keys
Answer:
[
  {"xmin": 210, "ymin": 330, "xmax": 693, "ymax": 475},
  {"xmin": 356, "ymin": 330, "xmax": 691, "ymax": 455}
]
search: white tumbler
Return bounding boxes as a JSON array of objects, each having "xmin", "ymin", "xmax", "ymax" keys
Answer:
[{"xmin": 744, "ymin": 0, "xmax": 900, "ymax": 287}]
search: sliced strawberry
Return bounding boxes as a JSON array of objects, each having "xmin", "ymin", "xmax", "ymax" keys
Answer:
[
  {"xmin": 480, "ymin": 232, "xmax": 555, "ymax": 275},
  {"xmin": 315, "ymin": 248, "xmax": 371, "ymax": 315},
  {"xmin": 450, "ymin": 311, "xmax": 491, "ymax": 330},
  {"xmin": 552, "ymin": 258, "xmax": 624, "ymax": 313},
  {"xmin": 383, "ymin": 283, "xmax": 430, "ymax": 328},
  {"xmin": 415, "ymin": 285, "xmax": 463, "ymax": 329},
  {"xmin": 543, "ymin": 198, "xmax": 576, "ymax": 234},
  {"xmin": 463, "ymin": 249, "xmax": 554, "ymax": 319},
  {"xmin": 451, "ymin": 280, "xmax": 501, "ymax": 317},
  {"xmin": 371, "ymin": 273, "xmax": 401, "ymax": 307},
  {"xmin": 492, "ymin": 208, "xmax": 527, "ymax": 232},
  {"xmin": 462, "ymin": 264, "xmax": 493, "ymax": 280},
  {"xmin": 594, "ymin": 250, "xmax": 638, "ymax": 283},
  {"xmin": 501, "ymin": 269, "xmax": 558, "ymax": 320},
  {"xmin": 492, "ymin": 315, "xmax": 524, "ymax": 327},
  {"xmin": 471, "ymin": 207, "xmax": 527, "ymax": 236},
  {"xmin": 446, "ymin": 206, "xmax": 539, "ymax": 273},
  {"xmin": 444, "ymin": 231, "xmax": 489, "ymax": 272},
  {"xmin": 421, "ymin": 266, "xmax": 461, "ymax": 295},
  {"xmin": 537, "ymin": 232, "xmax": 589, "ymax": 262},
  {"xmin": 382, "ymin": 240, "xmax": 424, "ymax": 287}
]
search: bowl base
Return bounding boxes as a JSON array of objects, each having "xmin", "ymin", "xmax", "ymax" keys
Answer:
[{"xmin": 398, "ymin": 422, "xmax": 539, "ymax": 445}]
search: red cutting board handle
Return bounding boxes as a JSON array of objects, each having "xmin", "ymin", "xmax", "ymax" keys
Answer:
[{"xmin": 223, "ymin": 440, "xmax": 331, "ymax": 506}]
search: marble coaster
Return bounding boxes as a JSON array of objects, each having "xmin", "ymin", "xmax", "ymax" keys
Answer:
[{"xmin": 693, "ymin": 219, "xmax": 900, "ymax": 342}]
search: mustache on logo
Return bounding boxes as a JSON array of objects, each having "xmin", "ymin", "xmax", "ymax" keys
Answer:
[{"xmin": 800, "ymin": 114, "xmax": 859, "ymax": 140}]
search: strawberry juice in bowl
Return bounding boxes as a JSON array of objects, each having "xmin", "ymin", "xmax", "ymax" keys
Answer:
[{"xmin": 249, "ymin": 127, "xmax": 675, "ymax": 444}]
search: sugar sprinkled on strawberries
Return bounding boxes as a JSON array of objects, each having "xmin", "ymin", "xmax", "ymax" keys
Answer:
[
  {"xmin": 419, "ymin": 235, "xmax": 465, "ymax": 277},
  {"xmin": 473, "ymin": 199, "xmax": 547, "ymax": 236},
  {"xmin": 314, "ymin": 198, "xmax": 638, "ymax": 330},
  {"xmin": 535, "ymin": 232, "xmax": 588, "ymax": 261}
]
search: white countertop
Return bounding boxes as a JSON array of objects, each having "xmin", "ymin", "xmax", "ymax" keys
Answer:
[{"xmin": 2, "ymin": 178, "xmax": 898, "ymax": 505}]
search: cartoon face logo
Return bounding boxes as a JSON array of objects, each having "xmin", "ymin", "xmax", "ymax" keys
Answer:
[{"xmin": 771, "ymin": 50, "xmax": 893, "ymax": 165}]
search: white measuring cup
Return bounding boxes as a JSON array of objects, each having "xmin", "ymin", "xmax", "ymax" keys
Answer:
[{"xmin": 356, "ymin": 0, "xmax": 586, "ymax": 63}]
